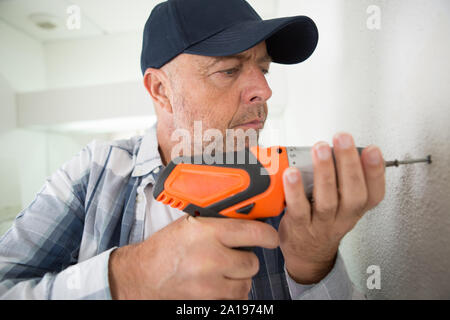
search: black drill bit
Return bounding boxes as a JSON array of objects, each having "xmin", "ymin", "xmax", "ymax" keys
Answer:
[{"xmin": 385, "ymin": 155, "xmax": 432, "ymax": 168}]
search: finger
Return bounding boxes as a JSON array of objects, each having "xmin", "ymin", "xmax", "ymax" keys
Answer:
[
  {"xmin": 360, "ymin": 145, "xmax": 386, "ymax": 211},
  {"xmin": 282, "ymin": 167, "xmax": 311, "ymax": 225},
  {"xmin": 221, "ymin": 248, "xmax": 259, "ymax": 279},
  {"xmin": 205, "ymin": 218, "xmax": 279, "ymax": 249},
  {"xmin": 311, "ymin": 141, "xmax": 339, "ymax": 223},
  {"xmin": 332, "ymin": 133, "xmax": 368, "ymax": 220},
  {"xmin": 192, "ymin": 274, "xmax": 250, "ymax": 299}
]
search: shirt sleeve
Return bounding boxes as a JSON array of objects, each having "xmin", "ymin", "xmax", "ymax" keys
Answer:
[
  {"xmin": 0, "ymin": 141, "xmax": 114, "ymax": 300},
  {"xmin": 284, "ymin": 251, "xmax": 366, "ymax": 300},
  {"xmin": 50, "ymin": 247, "xmax": 116, "ymax": 299}
]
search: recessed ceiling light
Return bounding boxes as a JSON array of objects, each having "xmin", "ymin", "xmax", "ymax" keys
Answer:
[{"xmin": 28, "ymin": 13, "xmax": 61, "ymax": 30}]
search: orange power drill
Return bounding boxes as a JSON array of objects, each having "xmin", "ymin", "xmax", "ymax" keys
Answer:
[{"xmin": 153, "ymin": 146, "xmax": 431, "ymax": 219}]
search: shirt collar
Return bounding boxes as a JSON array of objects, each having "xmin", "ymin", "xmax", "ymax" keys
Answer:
[{"xmin": 131, "ymin": 123, "xmax": 163, "ymax": 177}]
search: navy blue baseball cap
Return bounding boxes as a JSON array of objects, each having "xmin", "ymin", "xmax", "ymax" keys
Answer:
[{"xmin": 140, "ymin": 0, "xmax": 319, "ymax": 75}]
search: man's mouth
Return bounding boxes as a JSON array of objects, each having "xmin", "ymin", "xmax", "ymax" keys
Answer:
[{"xmin": 232, "ymin": 120, "xmax": 265, "ymax": 130}]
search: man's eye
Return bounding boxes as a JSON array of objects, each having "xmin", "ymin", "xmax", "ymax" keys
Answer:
[
  {"xmin": 221, "ymin": 68, "xmax": 239, "ymax": 76},
  {"xmin": 262, "ymin": 68, "xmax": 269, "ymax": 75}
]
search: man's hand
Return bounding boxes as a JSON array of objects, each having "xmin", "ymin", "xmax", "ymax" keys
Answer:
[
  {"xmin": 108, "ymin": 215, "xmax": 279, "ymax": 299},
  {"xmin": 279, "ymin": 132, "xmax": 386, "ymax": 284}
]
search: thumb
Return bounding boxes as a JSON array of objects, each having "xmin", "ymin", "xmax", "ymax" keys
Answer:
[{"xmin": 282, "ymin": 167, "xmax": 311, "ymax": 225}]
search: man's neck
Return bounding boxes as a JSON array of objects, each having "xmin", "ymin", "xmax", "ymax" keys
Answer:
[{"xmin": 156, "ymin": 123, "xmax": 172, "ymax": 167}]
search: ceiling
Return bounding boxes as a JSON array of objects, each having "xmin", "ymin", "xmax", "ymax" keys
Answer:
[{"xmin": 0, "ymin": 0, "xmax": 279, "ymax": 42}]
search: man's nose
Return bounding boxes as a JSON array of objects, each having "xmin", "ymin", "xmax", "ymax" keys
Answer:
[{"xmin": 241, "ymin": 68, "xmax": 273, "ymax": 105}]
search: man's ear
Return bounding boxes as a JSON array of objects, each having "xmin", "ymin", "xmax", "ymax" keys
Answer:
[{"xmin": 143, "ymin": 68, "xmax": 173, "ymax": 114}]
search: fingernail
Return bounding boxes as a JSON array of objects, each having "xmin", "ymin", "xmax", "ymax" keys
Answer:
[
  {"xmin": 315, "ymin": 142, "xmax": 331, "ymax": 161},
  {"xmin": 335, "ymin": 133, "xmax": 354, "ymax": 149},
  {"xmin": 367, "ymin": 147, "xmax": 381, "ymax": 165},
  {"xmin": 285, "ymin": 168, "xmax": 299, "ymax": 184}
]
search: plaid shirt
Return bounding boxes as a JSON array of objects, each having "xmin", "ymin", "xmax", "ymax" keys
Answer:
[{"xmin": 0, "ymin": 124, "xmax": 356, "ymax": 299}]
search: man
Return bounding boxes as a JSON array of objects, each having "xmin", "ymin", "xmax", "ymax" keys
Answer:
[{"xmin": 0, "ymin": 0, "xmax": 385, "ymax": 299}]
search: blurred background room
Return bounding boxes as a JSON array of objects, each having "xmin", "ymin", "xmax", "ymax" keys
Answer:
[{"xmin": 1, "ymin": 0, "xmax": 449, "ymax": 299}]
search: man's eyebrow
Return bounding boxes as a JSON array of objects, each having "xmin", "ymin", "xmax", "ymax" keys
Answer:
[{"xmin": 257, "ymin": 54, "xmax": 273, "ymax": 64}]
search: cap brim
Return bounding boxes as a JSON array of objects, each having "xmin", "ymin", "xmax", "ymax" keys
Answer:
[{"xmin": 184, "ymin": 16, "xmax": 318, "ymax": 64}]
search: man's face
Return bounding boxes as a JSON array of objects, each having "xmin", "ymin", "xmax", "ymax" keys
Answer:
[{"xmin": 165, "ymin": 41, "xmax": 273, "ymax": 151}]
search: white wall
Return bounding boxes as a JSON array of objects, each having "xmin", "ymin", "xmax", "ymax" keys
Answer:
[
  {"xmin": 0, "ymin": 75, "xmax": 20, "ymax": 234},
  {"xmin": 16, "ymin": 80, "xmax": 154, "ymax": 128},
  {"xmin": 0, "ymin": 21, "xmax": 111, "ymax": 236},
  {"xmin": 278, "ymin": 0, "xmax": 450, "ymax": 299},
  {"xmin": 0, "ymin": 20, "xmax": 46, "ymax": 92},
  {"xmin": 2, "ymin": 0, "xmax": 450, "ymax": 299},
  {"xmin": 0, "ymin": 126, "xmax": 102, "ymax": 236},
  {"xmin": 0, "ymin": 74, "xmax": 16, "ymax": 132},
  {"xmin": 0, "ymin": 17, "xmax": 154, "ymax": 238},
  {"xmin": 0, "ymin": 20, "xmax": 47, "ymax": 233},
  {"xmin": 44, "ymin": 32, "xmax": 143, "ymax": 89}
]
